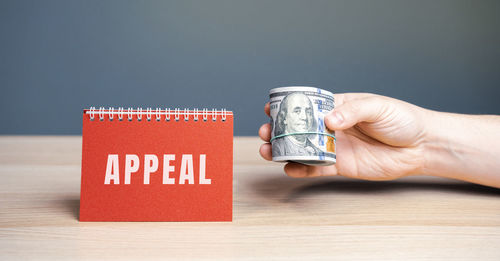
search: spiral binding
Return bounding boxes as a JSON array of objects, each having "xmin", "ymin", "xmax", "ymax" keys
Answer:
[{"xmin": 86, "ymin": 107, "xmax": 230, "ymax": 122}]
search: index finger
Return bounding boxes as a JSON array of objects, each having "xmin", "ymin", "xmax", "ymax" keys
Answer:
[{"xmin": 264, "ymin": 102, "xmax": 270, "ymax": 117}]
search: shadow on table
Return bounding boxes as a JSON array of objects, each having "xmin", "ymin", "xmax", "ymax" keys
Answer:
[
  {"xmin": 63, "ymin": 198, "xmax": 80, "ymax": 220},
  {"xmin": 250, "ymin": 175, "xmax": 500, "ymax": 203}
]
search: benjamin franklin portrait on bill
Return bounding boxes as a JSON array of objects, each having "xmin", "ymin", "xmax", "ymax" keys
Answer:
[{"xmin": 272, "ymin": 92, "xmax": 322, "ymax": 157}]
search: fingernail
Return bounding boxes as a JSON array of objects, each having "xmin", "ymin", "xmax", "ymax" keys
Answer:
[{"xmin": 328, "ymin": 111, "xmax": 344, "ymax": 125}]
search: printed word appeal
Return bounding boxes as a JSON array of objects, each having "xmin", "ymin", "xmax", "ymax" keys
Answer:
[{"xmin": 104, "ymin": 154, "xmax": 211, "ymax": 185}]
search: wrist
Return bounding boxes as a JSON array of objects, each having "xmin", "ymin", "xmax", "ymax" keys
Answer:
[
  {"xmin": 420, "ymin": 110, "xmax": 459, "ymax": 178},
  {"xmin": 420, "ymin": 109, "xmax": 480, "ymax": 181}
]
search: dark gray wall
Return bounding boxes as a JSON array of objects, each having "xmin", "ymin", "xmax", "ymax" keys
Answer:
[{"xmin": 1, "ymin": 0, "xmax": 499, "ymax": 135}]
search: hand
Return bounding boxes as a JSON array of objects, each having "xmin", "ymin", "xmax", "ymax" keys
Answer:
[{"xmin": 259, "ymin": 93, "xmax": 429, "ymax": 181}]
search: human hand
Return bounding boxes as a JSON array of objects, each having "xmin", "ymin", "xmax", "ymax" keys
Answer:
[{"xmin": 259, "ymin": 93, "xmax": 429, "ymax": 181}]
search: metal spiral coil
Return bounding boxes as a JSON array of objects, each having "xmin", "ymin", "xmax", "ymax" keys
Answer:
[{"xmin": 87, "ymin": 107, "xmax": 230, "ymax": 122}]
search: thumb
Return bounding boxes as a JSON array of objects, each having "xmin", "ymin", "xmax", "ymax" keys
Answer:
[{"xmin": 325, "ymin": 96, "xmax": 387, "ymax": 131}]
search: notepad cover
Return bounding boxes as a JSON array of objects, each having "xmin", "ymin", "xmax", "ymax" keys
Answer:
[{"xmin": 80, "ymin": 110, "xmax": 233, "ymax": 221}]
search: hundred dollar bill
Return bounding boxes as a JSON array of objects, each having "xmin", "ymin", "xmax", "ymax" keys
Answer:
[{"xmin": 269, "ymin": 86, "xmax": 336, "ymax": 166}]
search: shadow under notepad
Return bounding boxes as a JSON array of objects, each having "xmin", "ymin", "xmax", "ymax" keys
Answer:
[{"xmin": 63, "ymin": 198, "xmax": 80, "ymax": 220}]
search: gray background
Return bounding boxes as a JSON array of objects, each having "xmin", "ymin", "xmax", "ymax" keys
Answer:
[{"xmin": 1, "ymin": 0, "xmax": 499, "ymax": 135}]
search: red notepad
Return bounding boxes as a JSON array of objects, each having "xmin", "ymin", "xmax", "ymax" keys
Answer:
[{"xmin": 80, "ymin": 108, "xmax": 233, "ymax": 221}]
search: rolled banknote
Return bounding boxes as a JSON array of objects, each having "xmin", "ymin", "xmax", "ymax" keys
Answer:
[{"xmin": 269, "ymin": 86, "xmax": 336, "ymax": 166}]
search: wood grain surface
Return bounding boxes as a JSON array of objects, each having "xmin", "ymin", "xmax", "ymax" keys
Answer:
[{"xmin": 1, "ymin": 136, "xmax": 500, "ymax": 260}]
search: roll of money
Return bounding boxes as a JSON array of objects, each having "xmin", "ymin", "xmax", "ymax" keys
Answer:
[{"xmin": 269, "ymin": 86, "xmax": 336, "ymax": 166}]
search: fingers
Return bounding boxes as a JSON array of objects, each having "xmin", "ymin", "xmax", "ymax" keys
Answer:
[
  {"xmin": 284, "ymin": 163, "xmax": 311, "ymax": 178},
  {"xmin": 259, "ymin": 123, "xmax": 271, "ymax": 142},
  {"xmin": 325, "ymin": 95, "xmax": 387, "ymax": 131},
  {"xmin": 284, "ymin": 162, "xmax": 338, "ymax": 178},
  {"xmin": 259, "ymin": 143, "xmax": 272, "ymax": 161},
  {"xmin": 259, "ymin": 103, "xmax": 272, "ymax": 161}
]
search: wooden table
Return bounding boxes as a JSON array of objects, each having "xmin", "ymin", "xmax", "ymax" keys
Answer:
[{"xmin": 1, "ymin": 136, "xmax": 500, "ymax": 260}]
